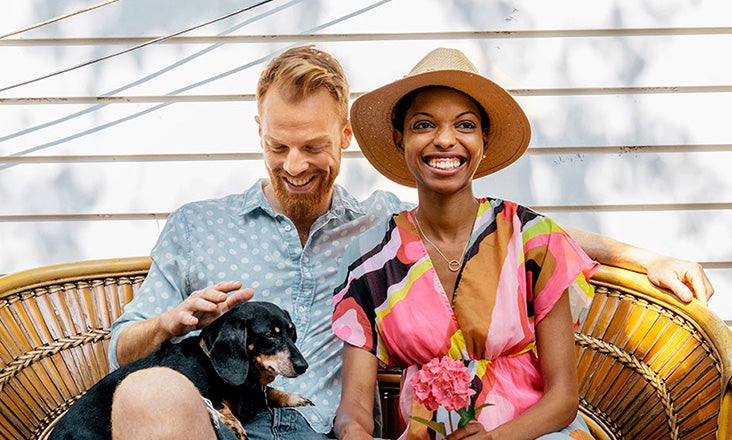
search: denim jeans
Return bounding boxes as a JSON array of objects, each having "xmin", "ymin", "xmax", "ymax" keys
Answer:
[
  {"xmin": 218, "ymin": 408, "xmax": 330, "ymax": 440},
  {"xmin": 536, "ymin": 413, "xmax": 592, "ymax": 439}
]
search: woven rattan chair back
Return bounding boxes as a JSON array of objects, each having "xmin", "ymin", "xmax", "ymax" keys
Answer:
[
  {"xmin": 0, "ymin": 258, "xmax": 150, "ymax": 439},
  {"xmin": 1, "ymin": 258, "xmax": 730, "ymax": 439},
  {"xmin": 577, "ymin": 266, "xmax": 732, "ymax": 440}
]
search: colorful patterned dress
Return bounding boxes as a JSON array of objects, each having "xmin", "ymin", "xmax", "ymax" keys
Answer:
[{"xmin": 332, "ymin": 198, "xmax": 598, "ymax": 439}]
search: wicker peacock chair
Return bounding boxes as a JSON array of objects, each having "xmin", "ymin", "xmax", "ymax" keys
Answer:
[{"xmin": 0, "ymin": 257, "xmax": 730, "ymax": 439}]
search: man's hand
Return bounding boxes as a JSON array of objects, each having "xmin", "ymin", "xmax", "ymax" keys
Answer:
[
  {"xmin": 563, "ymin": 227, "xmax": 715, "ymax": 306},
  {"xmin": 645, "ymin": 256, "xmax": 715, "ymax": 305},
  {"xmin": 159, "ymin": 281, "xmax": 254, "ymax": 338},
  {"xmin": 115, "ymin": 282, "xmax": 253, "ymax": 367}
]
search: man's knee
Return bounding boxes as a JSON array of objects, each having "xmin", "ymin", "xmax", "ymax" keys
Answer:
[
  {"xmin": 112, "ymin": 367, "xmax": 215, "ymax": 439},
  {"xmin": 113, "ymin": 367, "xmax": 200, "ymax": 409}
]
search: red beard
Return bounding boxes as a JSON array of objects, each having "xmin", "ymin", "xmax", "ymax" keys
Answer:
[{"xmin": 267, "ymin": 168, "xmax": 335, "ymax": 220}]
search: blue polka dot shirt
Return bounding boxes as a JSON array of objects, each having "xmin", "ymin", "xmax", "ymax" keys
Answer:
[{"xmin": 109, "ymin": 179, "xmax": 407, "ymax": 433}]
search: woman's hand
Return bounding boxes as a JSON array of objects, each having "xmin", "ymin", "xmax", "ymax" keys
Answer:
[
  {"xmin": 445, "ymin": 422, "xmax": 492, "ymax": 439},
  {"xmin": 338, "ymin": 426, "xmax": 375, "ymax": 440},
  {"xmin": 334, "ymin": 344, "xmax": 378, "ymax": 440}
]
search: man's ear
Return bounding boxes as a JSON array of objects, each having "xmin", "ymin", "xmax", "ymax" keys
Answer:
[
  {"xmin": 255, "ymin": 114, "xmax": 263, "ymax": 138},
  {"xmin": 204, "ymin": 321, "xmax": 249, "ymax": 386},
  {"xmin": 341, "ymin": 119, "xmax": 353, "ymax": 151}
]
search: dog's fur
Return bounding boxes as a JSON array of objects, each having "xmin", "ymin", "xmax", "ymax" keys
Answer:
[{"xmin": 49, "ymin": 301, "xmax": 312, "ymax": 440}]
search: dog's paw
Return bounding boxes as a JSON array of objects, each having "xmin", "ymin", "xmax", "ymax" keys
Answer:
[
  {"xmin": 218, "ymin": 403, "xmax": 248, "ymax": 440},
  {"xmin": 289, "ymin": 393, "xmax": 314, "ymax": 407},
  {"xmin": 267, "ymin": 388, "xmax": 314, "ymax": 407}
]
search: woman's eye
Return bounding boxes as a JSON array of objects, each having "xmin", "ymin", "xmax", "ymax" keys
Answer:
[
  {"xmin": 412, "ymin": 121, "xmax": 434, "ymax": 130},
  {"xmin": 457, "ymin": 121, "xmax": 477, "ymax": 130}
]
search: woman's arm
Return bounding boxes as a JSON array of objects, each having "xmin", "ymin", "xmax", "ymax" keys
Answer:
[
  {"xmin": 564, "ymin": 226, "xmax": 714, "ymax": 304},
  {"xmin": 334, "ymin": 343, "xmax": 379, "ymax": 440}
]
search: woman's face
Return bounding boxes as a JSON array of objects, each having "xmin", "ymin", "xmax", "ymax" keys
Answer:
[{"xmin": 395, "ymin": 87, "xmax": 488, "ymax": 194}]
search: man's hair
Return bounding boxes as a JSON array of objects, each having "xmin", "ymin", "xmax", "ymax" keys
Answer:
[{"xmin": 256, "ymin": 45, "xmax": 350, "ymax": 122}]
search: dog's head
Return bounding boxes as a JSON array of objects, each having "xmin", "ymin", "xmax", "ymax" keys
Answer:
[{"xmin": 199, "ymin": 301, "xmax": 308, "ymax": 386}]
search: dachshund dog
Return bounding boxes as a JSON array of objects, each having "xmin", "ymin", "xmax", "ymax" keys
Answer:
[{"xmin": 49, "ymin": 301, "xmax": 312, "ymax": 440}]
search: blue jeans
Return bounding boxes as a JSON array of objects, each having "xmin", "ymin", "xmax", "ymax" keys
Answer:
[
  {"xmin": 218, "ymin": 408, "xmax": 330, "ymax": 440},
  {"xmin": 536, "ymin": 413, "xmax": 592, "ymax": 439}
]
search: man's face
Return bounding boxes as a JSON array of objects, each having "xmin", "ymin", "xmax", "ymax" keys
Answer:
[{"xmin": 256, "ymin": 87, "xmax": 352, "ymax": 221}]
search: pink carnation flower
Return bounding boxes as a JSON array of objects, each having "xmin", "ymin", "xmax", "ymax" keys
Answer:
[
  {"xmin": 410, "ymin": 355, "xmax": 476, "ymax": 412},
  {"xmin": 409, "ymin": 355, "xmax": 492, "ymax": 436}
]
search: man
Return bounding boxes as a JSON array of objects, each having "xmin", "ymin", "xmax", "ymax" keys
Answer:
[{"xmin": 108, "ymin": 45, "xmax": 713, "ymax": 439}]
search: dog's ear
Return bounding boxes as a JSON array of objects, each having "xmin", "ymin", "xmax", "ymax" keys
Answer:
[
  {"xmin": 203, "ymin": 319, "xmax": 249, "ymax": 386},
  {"xmin": 282, "ymin": 309, "xmax": 297, "ymax": 343}
]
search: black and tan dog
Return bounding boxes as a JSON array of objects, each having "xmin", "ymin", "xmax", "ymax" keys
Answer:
[{"xmin": 49, "ymin": 301, "xmax": 312, "ymax": 440}]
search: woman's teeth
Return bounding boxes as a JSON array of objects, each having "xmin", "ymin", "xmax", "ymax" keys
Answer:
[{"xmin": 427, "ymin": 157, "xmax": 462, "ymax": 170}]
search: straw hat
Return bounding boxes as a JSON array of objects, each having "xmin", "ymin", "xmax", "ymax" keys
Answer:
[{"xmin": 351, "ymin": 47, "xmax": 531, "ymax": 187}]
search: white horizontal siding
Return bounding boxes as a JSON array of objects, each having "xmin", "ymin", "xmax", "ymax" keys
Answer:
[{"xmin": 1, "ymin": 0, "xmax": 730, "ymax": 319}]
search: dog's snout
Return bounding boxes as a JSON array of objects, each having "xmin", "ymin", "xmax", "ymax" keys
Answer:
[{"xmin": 293, "ymin": 355, "xmax": 308, "ymax": 376}]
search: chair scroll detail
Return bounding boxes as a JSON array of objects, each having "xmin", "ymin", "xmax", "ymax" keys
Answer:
[
  {"xmin": 1, "ymin": 258, "xmax": 730, "ymax": 440},
  {"xmin": 575, "ymin": 266, "xmax": 732, "ymax": 440},
  {"xmin": 0, "ymin": 257, "xmax": 150, "ymax": 440}
]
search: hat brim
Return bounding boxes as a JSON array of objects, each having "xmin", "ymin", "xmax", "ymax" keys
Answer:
[{"xmin": 351, "ymin": 69, "xmax": 531, "ymax": 187}]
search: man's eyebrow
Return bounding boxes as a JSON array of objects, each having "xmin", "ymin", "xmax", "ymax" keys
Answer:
[{"xmin": 264, "ymin": 135, "xmax": 332, "ymax": 146}]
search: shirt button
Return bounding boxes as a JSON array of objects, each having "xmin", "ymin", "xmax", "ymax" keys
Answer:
[
  {"xmin": 284, "ymin": 225, "xmax": 292, "ymax": 231},
  {"xmin": 298, "ymin": 306, "xmax": 306, "ymax": 313}
]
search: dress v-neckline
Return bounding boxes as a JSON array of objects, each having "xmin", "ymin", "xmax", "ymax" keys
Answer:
[{"xmin": 407, "ymin": 209, "xmax": 476, "ymax": 312}]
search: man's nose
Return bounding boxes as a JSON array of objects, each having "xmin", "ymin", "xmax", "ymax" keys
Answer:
[{"xmin": 283, "ymin": 149, "xmax": 309, "ymax": 175}]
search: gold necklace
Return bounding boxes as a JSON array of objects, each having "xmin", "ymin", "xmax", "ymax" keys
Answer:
[{"xmin": 412, "ymin": 208, "xmax": 472, "ymax": 272}]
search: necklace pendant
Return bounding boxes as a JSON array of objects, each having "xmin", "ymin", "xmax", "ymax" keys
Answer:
[{"xmin": 448, "ymin": 260, "xmax": 461, "ymax": 272}]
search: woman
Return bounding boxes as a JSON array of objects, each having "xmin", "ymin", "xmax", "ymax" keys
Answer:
[{"xmin": 332, "ymin": 48, "xmax": 597, "ymax": 439}]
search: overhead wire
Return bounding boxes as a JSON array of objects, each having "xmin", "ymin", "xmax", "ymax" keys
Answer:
[
  {"xmin": 0, "ymin": 0, "xmax": 120, "ymax": 40},
  {"xmin": 0, "ymin": 0, "xmax": 305, "ymax": 171},
  {"xmin": 0, "ymin": 0, "xmax": 275, "ymax": 94}
]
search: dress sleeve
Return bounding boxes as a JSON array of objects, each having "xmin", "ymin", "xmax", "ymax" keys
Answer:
[
  {"xmin": 332, "ymin": 217, "xmax": 398, "ymax": 365},
  {"xmin": 523, "ymin": 215, "xmax": 599, "ymax": 328},
  {"xmin": 332, "ymin": 234, "xmax": 379, "ymax": 354}
]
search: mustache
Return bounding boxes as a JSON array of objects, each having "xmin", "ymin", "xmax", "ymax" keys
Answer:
[{"xmin": 271, "ymin": 168, "xmax": 325, "ymax": 181}]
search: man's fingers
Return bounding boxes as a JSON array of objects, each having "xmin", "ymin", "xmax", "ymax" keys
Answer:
[
  {"xmin": 226, "ymin": 288, "xmax": 255, "ymax": 307},
  {"xmin": 193, "ymin": 281, "xmax": 243, "ymax": 304},
  {"xmin": 215, "ymin": 280, "xmax": 244, "ymax": 293},
  {"xmin": 179, "ymin": 312, "xmax": 199, "ymax": 327},
  {"xmin": 687, "ymin": 267, "xmax": 714, "ymax": 304},
  {"xmin": 667, "ymin": 278, "xmax": 694, "ymax": 303}
]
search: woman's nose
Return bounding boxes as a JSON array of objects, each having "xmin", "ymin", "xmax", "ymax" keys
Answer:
[{"xmin": 433, "ymin": 126, "xmax": 457, "ymax": 149}]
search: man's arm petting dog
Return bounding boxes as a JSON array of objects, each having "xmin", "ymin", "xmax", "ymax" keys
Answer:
[{"xmin": 49, "ymin": 301, "xmax": 311, "ymax": 440}]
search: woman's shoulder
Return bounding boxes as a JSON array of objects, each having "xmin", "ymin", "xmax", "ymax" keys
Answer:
[{"xmin": 479, "ymin": 197, "xmax": 562, "ymax": 234}]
